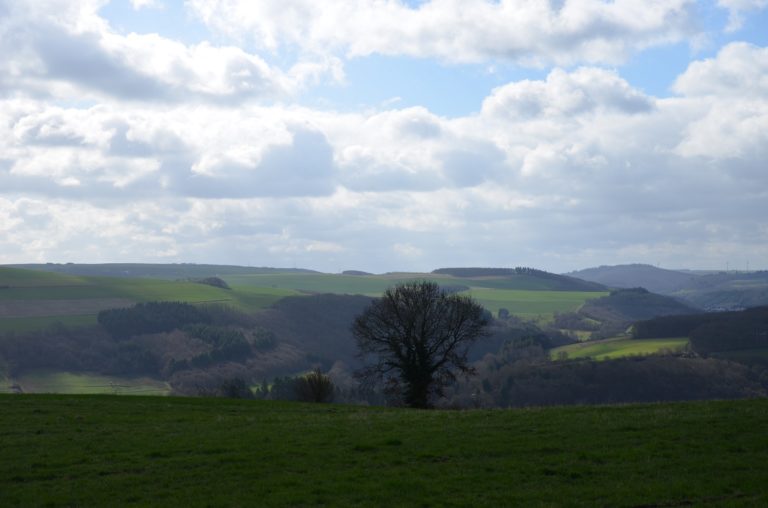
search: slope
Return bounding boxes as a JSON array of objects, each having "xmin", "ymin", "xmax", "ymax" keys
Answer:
[{"xmin": 566, "ymin": 264, "xmax": 697, "ymax": 294}]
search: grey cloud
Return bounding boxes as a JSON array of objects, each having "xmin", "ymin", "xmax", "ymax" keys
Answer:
[
  {"xmin": 108, "ymin": 124, "xmax": 156, "ymax": 157},
  {"xmin": 107, "ymin": 122, "xmax": 188, "ymax": 158},
  {"xmin": 2, "ymin": 126, "xmax": 338, "ymax": 201},
  {"xmin": 483, "ymin": 68, "xmax": 654, "ymax": 121},
  {"xmin": 17, "ymin": 122, "xmax": 86, "ymax": 147},
  {"xmin": 172, "ymin": 128, "xmax": 336, "ymax": 199},
  {"xmin": 398, "ymin": 117, "xmax": 442, "ymax": 139},
  {"xmin": 439, "ymin": 142, "xmax": 506, "ymax": 188},
  {"xmin": 35, "ymin": 27, "xmax": 170, "ymax": 101}
]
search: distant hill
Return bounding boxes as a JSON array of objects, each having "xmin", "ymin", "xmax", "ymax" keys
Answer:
[
  {"xmin": 0, "ymin": 266, "xmax": 298, "ymax": 333},
  {"xmin": 568, "ymin": 265, "xmax": 768, "ymax": 311},
  {"xmin": 579, "ymin": 288, "xmax": 699, "ymax": 325},
  {"xmin": 670, "ymin": 271, "xmax": 768, "ymax": 311},
  {"xmin": 432, "ymin": 267, "xmax": 607, "ymax": 292},
  {"xmin": 5, "ymin": 263, "xmax": 318, "ymax": 280},
  {"xmin": 566, "ymin": 264, "xmax": 697, "ymax": 294},
  {"xmin": 633, "ymin": 306, "xmax": 768, "ymax": 363}
]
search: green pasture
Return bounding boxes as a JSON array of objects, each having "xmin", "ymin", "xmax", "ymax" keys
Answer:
[
  {"xmin": 226, "ymin": 285, "xmax": 302, "ymax": 310},
  {"xmin": 1, "ymin": 395, "xmax": 766, "ymax": 506},
  {"xmin": 0, "ymin": 267, "xmax": 304, "ymax": 332},
  {"xmin": 2, "ymin": 371, "xmax": 169, "ymax": 395},
  {"xmin": 224, "ymin": 274, "xmax": 606, "ymax": 321},
  {"xmin": 222, "ymin": 273, "xmax": 441, "ymax": 295},
  {"xmin": 551, "ymin": 337, "xmax": 689, "ymax": 361},
  {"xmin": 467, "ymin": 289, "xmax": 607, "ymax": 321},
  {"xmin": 1, "ymin": 267, "xmax": 608, "ymax": 333},
  {"xmin": 0, "ymin": 267, "xmax": 88, "ymax": 288},
  {"xmin": 0, "ymin": 315, "xmax": 97, "ymax": 333},
  {"xmin": 563, "ymin": 330, "xmax": 593, "ymax": 341},
  {"xmin": 222, "ymin": 271, "xmax": 598, "ymax": 295}
]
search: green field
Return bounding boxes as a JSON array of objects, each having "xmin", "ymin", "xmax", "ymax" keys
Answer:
[
  {"xmin": 224, "ymin": 273, "xmax": 606, "ymax": 320},
  {"xmin": 1, "ymin": 371, "xmax": 169, "ymax": 395},
  {"xmin": 1, "ymin": 395, "xmax": 766, "ymax": 506},
  {"xmin": 222, "ymin": 272, "xmax": 606, "ymax": 294},
  {"xmin": 467, "ymin": 288, "xmax": 607, "ymax": 320},
  {"xmin": 0, "ymin": 267, "xmax": 302, "ymax": 332},
  {"xmin": 0, "ymin": 314, "xmax": 97, "ymax": 333},
  {"xmin": 551, "ymin": 337, "xmax": 689, "ymax": 361},
  {"xmin": 1, "ymin": 267, "xmax": 606, "ymax": 331},
  {"xmin": 221, "ymin": 273, "xmax": 450, "ymax": 295},
  {"xmin": 0, "ymin": 267, "xmax": 89, "ymax": 287}
]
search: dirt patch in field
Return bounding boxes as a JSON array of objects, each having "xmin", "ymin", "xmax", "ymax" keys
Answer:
[{"xmin": 0, "ymin": 299, "xmax": 135, "ymax": 318}]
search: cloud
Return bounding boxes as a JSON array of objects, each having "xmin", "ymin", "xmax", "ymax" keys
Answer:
[
  {"xmin": 717, "ymin": 0, "xmax": 768, "ymax": 31},
  {"xmin": 130, "ymin": 0, "xmax": 163, "ymax": 9},
  {"xmin": 181, "ymin": 127, "xmax": 337, "ymax": 198},
  {"xmin": 672, "ymin": 43, "xmax": 768, "ymax": 160},
  {"xmin": 0, "ymin": 0, "xmax": 332, "ymax": 104},
  {"xmin": 1, "ymin": 20, "xmax": 767, "ymax": 273},
  {"xmin": 673, "ymin": 42, "xmax": 768, "ymax": 98},
  {"xmin": 187, "ymin": 0, "xmax": 697, "ymax": 65},
  {"xmin": 482, "ymin": 67, "xmax": 654, "ymax": 121}
]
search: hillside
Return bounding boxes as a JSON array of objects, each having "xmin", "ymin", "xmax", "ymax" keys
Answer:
[
  {"xmin": 578, "ymin": 288, "xmax": 698, "ymax": 324},
  {"xmin": 566, "ymin": 264, "xmax": 696, "ymax": 294},
  {"xmin": 5, "ymin": 263, "xmax": 318, "ymax": 279},
  {"xmin": 671, "ymin": 271, "xmax": 768, "ymax": 310},
  {"xmin": 2, "ymin": 395, "xmax": 766, "ymax": 506},
  {"xmin": 432, "ymin": 267, "xmax": 607, "ymax": 291},
  {"xmin": 0, "ymin": 267, "xmax": 299, "ymax": 332},
  {"xmin": 568, "ymin": 264, "xmax": 768, "ymax": 311},
  {"xmin": 254, "ymin": 294, "xmax": 374, "ymax": 366},
  {"xmin": 633, "ymin": 306, "xmax": 768, "ymax": 361}
]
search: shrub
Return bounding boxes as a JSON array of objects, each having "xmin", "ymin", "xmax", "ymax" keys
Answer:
[{"xmin": 295, "ymin": 368, "xmax": 335, "ymax": 403}]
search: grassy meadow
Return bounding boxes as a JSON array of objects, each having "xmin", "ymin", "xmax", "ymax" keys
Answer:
[
  {"xmin": 551, "ymin": 337, "xmax": 689, "ymax": 361},
  {"xmin": 467, "ymin": 288, "xmax": 607, "ymax": 321},
  {"xmin": 0, "ymin": 267, "xmax": 301, "ymax": 332},
  {"xmin": 1, "ymin": 266, "xmax": 606, "ymax": 332},
  {"xmin": 0, "ymin": 371, "xmax": 169, "ymax": 395},
  {"xmin": 1, "ymin": 395, "xmax": 766, "ymax": 506},
  {"xmin": 221, "ymin": 272, "xmax": 608, "ymax": 321}
]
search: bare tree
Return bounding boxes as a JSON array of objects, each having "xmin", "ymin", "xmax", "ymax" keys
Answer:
[{"xmin": 352, "ymin": 280, "xmax": 489, "ymax": 408}]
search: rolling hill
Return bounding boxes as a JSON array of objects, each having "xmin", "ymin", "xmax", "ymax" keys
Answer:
[
  {"xmin": 565, "ymin": 264, "xmax": 697, "ymax": 294},
  {"xmin": 568, "ymin": 264, "xmax": 768, "ymax": 311},
  {"xmin": 0, "ymin": 267, "xmax": 299, "ymax": 332},
  {"xmin": 578, "ymin": 287, "xmax": 698, "ymax": 324},
  {"xmin": 5, "ymin": 263, "xmax": 318, "ymax": 279}
]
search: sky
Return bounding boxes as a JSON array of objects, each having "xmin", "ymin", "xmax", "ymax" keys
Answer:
[{"xmin": 1, "ymin": 0, "xmax": 767, "ymax": 274}]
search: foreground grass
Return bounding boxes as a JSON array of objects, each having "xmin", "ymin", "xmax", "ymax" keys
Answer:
[
  {"xmin": 551, "ymin": 337, "xmax": 689, "ymax": 361},
  {"xmin": 1, "ymin": 395, "xmax": 766, "ymax": 506}
]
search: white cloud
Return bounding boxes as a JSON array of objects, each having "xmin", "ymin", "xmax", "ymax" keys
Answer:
[
  {"xmin": 130, "ymin": 0, "xmax": 163, "ymax": 9},
  {"xmin": 717, "ymin": 0, "xmax": 768, "ymax": 31},
  {"xmin": 0, "ymin": 0, "xmax": 335, "ymax": 104},
  {"xmin": 482, "ymin": 67, "xmax": 654, "ymax": 121},
  {"xmin": 672, "ymin": 43, "xmax": 768, "ymax": 160},
  {"xmin": 186, "ymin": 0, "xmax": 697, "ymax": 65},
  {"xmin": 673, "ymin": 42, "xmax": 768, "ymax": 98}
]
